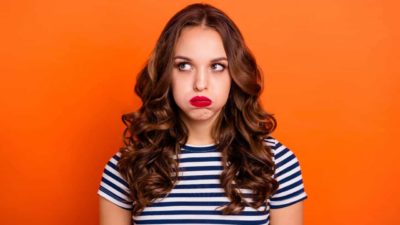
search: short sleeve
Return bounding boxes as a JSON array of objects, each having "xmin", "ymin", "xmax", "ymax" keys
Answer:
[
  {"xmin": 97, "ymin": 151, "xmax": 133, "ymax": 210},
  {"xmin": 264, "ymin": 137, "xmax": 308, "ymax": 209}
]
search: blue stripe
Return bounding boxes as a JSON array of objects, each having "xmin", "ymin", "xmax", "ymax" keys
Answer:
[
  {"xmin": 278, "ymin": 170, "xmax": 302, "ymax": 185},
  {"xmin": 181, "ymin": 145, "xmax": 218, "ymax": 152},
  {"xmin": 174, "ymin": 184, "xmax": 221, "ymax": 189},
  {"xmin": 270, "ymin": 195, "xmax": 307, "ymax": 209},
  {"xmin": 263, "ymin": 138, "xmax": 275, "ymax": 145},
  {"xmin": 149, "ymin": 201, "xmax": 228, "ymax": 207},
  {"xmin": 180, "ymin": 166, "xmax": 223, "ymax": 171},
  {"xmin": 274, "ymin": 146, "xmax": 288, "ymax": 159},
  {"xmin": 99, "ymin": 186, "xmax": 132, "ymax": 207},
  {"xmin": 140, "ymin": 210, "xmax": 265, "ymax": 216},
  {"xmin": 275, "ymin": 161, "xmax": 299, "ymax": 178},
  {"xmin": 104, "ymin": 168, "xmax": 129, "ymax": 187},
  {"xmin": 112, "ymin": 154, "xmax": 121, "ymax": 161},
  {"xmin": 135, "ymin": 218, "xmax": 269, "ymax": 225},
  {"xmin": 179, "ymin": 157, "xmax": 222, "ymax": 163},
  {"xmin": 101, "ymin": 177, "xmax": 131, "ymax": 197},
  {"xmin": 179, "ymin": 175, "xmax": 220, "ymax": 180},
  {"xmin": 164, "ymin": 192, "xmax": 255, "ymax": 198},
  {"xmin": 165, "ymin": 192, "xmax": 226, "ymax": 197},
  {"xmin": 270, "ymin": 188, "xmax": 305, "ymax": 201},
  {"xmin": 273, "ymin": 142, "xmax": 283, "ymax": 151},
  {"xmin": 107, "ymin": 160, "xmax": 118, "ymax": 170},
  {"xmin": 275, "ymin": 153, "xmax": 295, "ymax": 168}
]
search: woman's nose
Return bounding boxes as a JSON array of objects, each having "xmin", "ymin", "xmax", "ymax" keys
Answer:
[{"xmin": 193, "ymin": 67, "xmax": 208, "ymax": 91}]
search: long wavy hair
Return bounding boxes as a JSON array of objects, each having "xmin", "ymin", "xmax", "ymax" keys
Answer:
[{"xmin": 118, "ymin": 3, "xmax": 279, "ymax": 216}]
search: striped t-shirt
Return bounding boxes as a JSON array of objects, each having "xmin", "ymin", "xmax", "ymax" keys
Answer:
[{"xmin": 97, "ymin": 136, "xmax": 307, "ymax": 225}]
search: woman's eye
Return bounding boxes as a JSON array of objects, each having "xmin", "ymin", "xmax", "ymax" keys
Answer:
[
  {"xmin": 176, "ymin": 62, "xmax": 191, "ymax": 71},
  {"xmin": 211, "ymin": 63, "xmax": 226, "ymax": 72}
]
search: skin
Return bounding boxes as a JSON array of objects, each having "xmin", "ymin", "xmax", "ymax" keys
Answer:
[
  {"xmin": 99, "ymin": 25, "xmax": 305, "ymax": 225},
  {"xmin": 171, "ymin": 25, "xmax": 231, "ymax": 145},
  {"xmin": 99, "ymin": 197, "xmax": 131, "ymax": 225},
  {"xmin": 270, "ymin": 201, "xmax": 305, "ymax": 225}
]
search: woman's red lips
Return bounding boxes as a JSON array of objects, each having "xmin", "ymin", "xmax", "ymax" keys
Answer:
[{"xmin": 190, "ymin": 96, "xmax": 212, "ymax": 107}]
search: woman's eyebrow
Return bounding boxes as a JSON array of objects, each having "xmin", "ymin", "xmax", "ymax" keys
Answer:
[{"xmin": 173, "ymin": 55, "xmax": 228, "ymax": 62}]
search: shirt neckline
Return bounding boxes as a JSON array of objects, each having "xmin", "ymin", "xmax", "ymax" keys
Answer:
[{"xmin": 182, "ymin": 143, "xmax": 217, "ymax": 152}]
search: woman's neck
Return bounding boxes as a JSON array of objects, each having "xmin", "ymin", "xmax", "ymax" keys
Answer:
[{"xmin": 180, "ymin": 114, "xmax": 218, "ymax": 145}]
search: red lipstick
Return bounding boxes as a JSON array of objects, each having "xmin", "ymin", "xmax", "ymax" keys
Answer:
[{"xmin": 190, "ymin": 96, "xmax": 212, "ymax": 107}]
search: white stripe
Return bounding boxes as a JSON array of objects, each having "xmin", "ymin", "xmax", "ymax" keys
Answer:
[
  {"xmin": 135, "ymin": 223, "xmax": 269, "ymax": 225},
  {"xmin": 179, "ymin": 170, "xmax": 221, "ymax": 176},
  {"xmin": 275, "ymin": 157, "xmax": 297, "ymax": 174},
  {"xmin": 276, "ymin": 166, "xmax": 300, "ymax": 182},
  {"xmin": 140, "ymin": 221, "xmax": 234, "ymax": 225},
  {"xmin": 277, "ymin": 174, "xmax": 302, "ymax": 189},
  {"xmin": 273, "ymin": 144, "xmax": 287, "ymax": 156},
  {"xmin": 183, "ymin": 143, "xmax": 216, "ymax": 147},
  {"xmin": 264, "ymin": 141, "xmax": 275, "ymax": 146},
  {"xmin": 169, "ymin": 188, "xmax": 224, "ymax": 193},
  {"xmin": 153, "ymin": 196, "xmax": 254, "ymax": 203},
  {"xmin": 133, "ymin": 221, "xmax": 267, "ymax": 225},
  {"xmin": 238, "ymin": 188, "xmax": 253, "ymax": 194},
  {"xmin": 274, "ymin": 150, "xmax": 293, "ymax": 164},
  {"xmin": 142, "ymin": 205, "xmax": 267, "ymax": 212},
  {"xmin": 270, "ymin": 192, "xmax": 307, "ymax": 206},
  {"xmin": 135, "ymin": 214, "xmax": 268, "ymax": 221},
  {"xmin": 264, "ymin": 137, "xmax": 276, "ymax": 142},
  {"xmin": 110, "ymin": 157, "xmax": 119, "ymax": 165},
  {"xmin": 272, "ymin": 183, "xmax": 304, "ymax": 198},
  {"xmin": 263, "ymin": 138, "xmax": 275, "ymax": 147},
  {"xmin": 153, "ymin": 196, "xmax": 231, "ymax": 203},
  {"xmin": 178, "ymin": 152, "xmax": 222, "ymax": 159},
  {"xmin": 168, "ymin": 187, "xmax": 254, "ymax": 194},
  {"xmin": 176, "ymin": 179, "xmax": 220, "ymax": 185},
  {"xmin": 179, "ymin": 161, "xmax": 222, "ymax": 167}
]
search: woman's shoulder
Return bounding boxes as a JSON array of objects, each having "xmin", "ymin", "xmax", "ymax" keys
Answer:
[
  {"xmin": 102, "ymin": 151, "xmax": 124, "ymax": 171},
  {"xmin": 263, "ymin": 136, "xmax": 308, "ymax": 208},
  {"xmin": 262, "ymin": 135, "xmax": 288, "ymax": 153},
  {"xmin": 97, "ymin": 150, "xmax": 133, "ymax": 210},
  {"xmin": 262, "ymin": 135, "xmax": 299, "ymax": 163},
  {"xmin": 263, "ymin": 135, "xmax": 278, "ymax": 148}
]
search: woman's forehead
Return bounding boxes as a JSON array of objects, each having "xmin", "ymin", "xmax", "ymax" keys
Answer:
[{"xmin": 173, "ymin": 26, "xmax": 227, "ymax": 61}]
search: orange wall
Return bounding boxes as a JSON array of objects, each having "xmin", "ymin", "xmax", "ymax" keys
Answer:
[{"xmin": 1, "ymin": 0, "xmax": 399, "ymax": 224}]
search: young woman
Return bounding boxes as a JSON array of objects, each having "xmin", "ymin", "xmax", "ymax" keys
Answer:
[{"xmin": 98, "ymin": 3, "xmax": 307, "ymax": 225}]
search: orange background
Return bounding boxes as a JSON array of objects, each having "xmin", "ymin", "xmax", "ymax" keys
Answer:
[{"xmin": 1, "ymin": 0, "xmax": 399, "ymax": 224}]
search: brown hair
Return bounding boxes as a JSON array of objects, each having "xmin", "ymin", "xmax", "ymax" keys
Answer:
[{"xmin": 118, "ymin": 3, "xmax": 279, "ymax": 216}]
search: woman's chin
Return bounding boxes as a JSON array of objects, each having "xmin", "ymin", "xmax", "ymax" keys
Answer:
[{"xmin": 183, "ymin": 110, "xmax": 220, "ymax": 122}]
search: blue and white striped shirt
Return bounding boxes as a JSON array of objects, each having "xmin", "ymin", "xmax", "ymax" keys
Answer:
[{"xmin": 97, "ymin": 136, "xmax": 307, "ymax": 224}]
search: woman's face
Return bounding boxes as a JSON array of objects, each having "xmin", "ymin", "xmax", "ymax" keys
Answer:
[{"xmin": 171, "ymin": 26, "xmax": 231, "ymax": 126}]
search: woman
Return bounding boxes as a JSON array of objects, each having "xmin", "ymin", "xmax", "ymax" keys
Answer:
[{"xmin": 98, "ymin": 3, "xmax": 307, "ymax": 225}]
